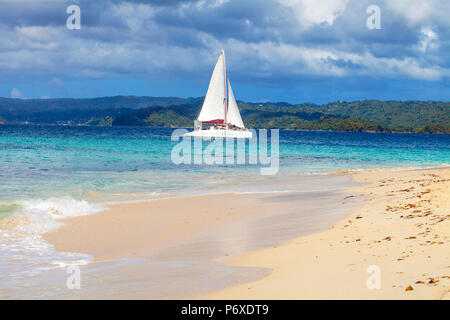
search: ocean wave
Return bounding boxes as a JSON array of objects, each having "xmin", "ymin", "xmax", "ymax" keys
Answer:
[
  {"xmin": 19, "ymin": 197, "xmax": 104, "ymax": 220},
  {"xmin": 0, "ymin": 197, "xmax": 103, "ymax": 284}
]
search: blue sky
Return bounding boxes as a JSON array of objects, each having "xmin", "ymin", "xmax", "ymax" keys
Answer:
[{"xmin": 0, "ymin": 0, "xmax": 449, "ymax": 104}]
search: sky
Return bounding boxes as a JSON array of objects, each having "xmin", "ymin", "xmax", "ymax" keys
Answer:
[{"xmin": 0, "ymin": 0, "xmax": 449, "ymax": 104}]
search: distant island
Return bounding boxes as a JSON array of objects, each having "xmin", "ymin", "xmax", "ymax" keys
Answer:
[{"xmin": 0, "ymin": 96, "xmax": 448, "ymax": 133}]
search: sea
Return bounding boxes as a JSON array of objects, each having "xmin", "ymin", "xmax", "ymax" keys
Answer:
[{"xmin": 0, "ymin": 124, "xmax": 449, "ymax": 297}]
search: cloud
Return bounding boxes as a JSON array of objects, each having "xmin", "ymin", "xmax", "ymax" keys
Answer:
[
  {"xmin": 277, "ymin": 0, "xmax": 349, "ymax": 28},
  {"xmin": 11, "ymin": 88, "xmax": 24, "ymax": 98},
  {"xmin": 419, "ymin": 27, "xmax": 439, "ymax": 53},
  {"xmin": 385, "ymin": 0, "xmax": 450, "ymax": 27},
  {"xmin": 0, "ymin": 0, "xmax": 448, "ymax": 89}
]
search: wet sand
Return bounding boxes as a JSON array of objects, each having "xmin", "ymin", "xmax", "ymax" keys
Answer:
[
  {"xmin": 41, "ymin": 175, "xmax": 359, "ymax": 299},
  {"xmin": 38, "ymin": 168, "xmax": 450, "ymax": 299}
]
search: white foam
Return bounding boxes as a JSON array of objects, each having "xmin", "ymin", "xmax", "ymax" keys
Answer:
[
  {"xmin": 20, "ymin": 197, "xmax": 104, "ymax": 219},
  {"xmin": 0, "ymin": 197, "xmax": 103, "ymax": 285}
]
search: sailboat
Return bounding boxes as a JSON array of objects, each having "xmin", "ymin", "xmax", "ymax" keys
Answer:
[{"xmin": 184, "ymin": 50, "xmax": 252, "ymax": 138}]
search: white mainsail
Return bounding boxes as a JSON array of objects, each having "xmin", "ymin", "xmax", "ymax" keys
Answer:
[
  {"xmin": 226, "ymin": 79, "xmax": 245, "ymax": 128},
  {"xmin": 197, "ymin": 51, "xmax": 226, "ymax": 123},
  {"xmin": 185, "ymin": 50, "xmax": 251, "ymax": 138}
]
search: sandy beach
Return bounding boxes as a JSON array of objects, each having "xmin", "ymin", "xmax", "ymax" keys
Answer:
[
  {"xmin": 42, "ymin": 168, "xmax": 449, "ymax": 299},
  {"xmin": 204, "ymin": 168, "xmax": 450, "ymax": 300}
]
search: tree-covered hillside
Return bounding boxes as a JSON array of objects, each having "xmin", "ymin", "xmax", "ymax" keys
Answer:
[
  {"xmin": 0, "ymin": 96, "xmax": 448, "ymax": 133},
  {"xmin": 112, "ymin": 104, "xmax": 199, "ymax": 127},
  {"xmin": 0, "ymin": 96, "xmax": 202, "ymax": 123},
  {"xmin": 235, "ymin": 101, "xmax": 449, "ymax": 133},
  {"xmin": 312, "ymin": 100, "xmax": 449, "ymax": 132},
  {"xmin": 112, "ymin": 100, "xmax": 448, "ymax": 133}
]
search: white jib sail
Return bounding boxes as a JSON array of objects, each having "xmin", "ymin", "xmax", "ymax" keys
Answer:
[
  {"xmin": 197, "ymin": 52, "xmax": 226, "ymax": 122},
  {"xmin": 226, "ymin": 79, "xmax": 245, "ymax": 128}
]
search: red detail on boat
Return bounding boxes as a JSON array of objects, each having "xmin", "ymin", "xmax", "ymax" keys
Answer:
[{"xmin": 201, "ymin": 119, "xmax": 224, "ymax": 124}]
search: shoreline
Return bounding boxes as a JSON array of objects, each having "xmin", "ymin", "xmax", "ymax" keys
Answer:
[
  {"xmin": 2, "ymin": 123, "xmax": 449, "ymax": 135},
  {"xmin": 203, "ymin": 168, "xmax": 450, "ymax": 299},
  {"xmin": 7, "ymin": 166, "xmax": 445, "ymax": 299},
  {"xmin": 41, "ymin": 173, "xmax": 359, "ymax": 299}
]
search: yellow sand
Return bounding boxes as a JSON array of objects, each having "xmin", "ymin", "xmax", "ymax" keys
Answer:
[
  {"xmin": 204, "ymin": 168, "xmax": 450, "ymax": 299},
  {"xmin": 45, "ymin": 168, "xmax": 450, "ymax": 299}
]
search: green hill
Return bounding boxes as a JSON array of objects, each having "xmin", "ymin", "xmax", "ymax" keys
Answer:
[
  {"xmin": 113, "ymin": 100, "xmax": 449, "ymax": 133},
  {"xmin": 0, "ymin": 96, "xmax": 448, "ymax": 133},
  {"xmin": 112, "ymin": 103, "xmax": 201, "ymax": 127},
  {"xmin": 0, "ymin": 96, "xmax": 202, "ymax": 124},
  {"xmin": 235, "ymin": 100, "xmax": 449, "ymax": 133}
]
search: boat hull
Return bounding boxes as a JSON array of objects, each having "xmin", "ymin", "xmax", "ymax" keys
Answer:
[{"xmin": 184, "ymin": 129, "xmax": 252, "ymax": 139}]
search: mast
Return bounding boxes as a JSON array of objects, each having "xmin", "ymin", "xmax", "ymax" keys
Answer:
[{"xmin": 222, "ymin": 50, "xmax": 227, "ymax": 125}]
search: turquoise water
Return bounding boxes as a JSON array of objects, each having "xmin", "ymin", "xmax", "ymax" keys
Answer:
[
  {"xmin": 1, "ymin": 125, "xmax": 448, "ymax": 203},
  {"xmin": 0, "ymin": 124, "xmax": 448, "ymax": 295}
]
